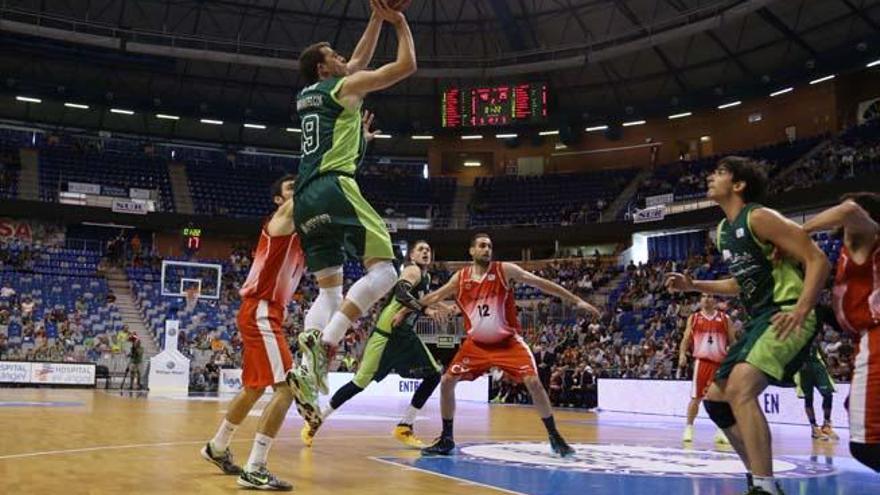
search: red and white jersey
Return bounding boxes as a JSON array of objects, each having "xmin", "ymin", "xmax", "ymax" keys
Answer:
[
  {"xmin": 691, "ymin": 310, "xmax": 729, "ymax": 363},
  {"xmin": 239, "ymin": 228, "xmax": 305, "ymax": 308},
  {"xmin": 456, "ymin": 262, "xmax": 520, "ymax": 344},
  {"xmin": 832, "ymin": 240, "xmax": 880, "ymax": 335}
]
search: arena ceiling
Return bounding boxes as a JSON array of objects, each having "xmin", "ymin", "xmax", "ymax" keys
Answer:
[{"xmin": 1, "ymin": 0, "xmax": 879, "ymax": 142}]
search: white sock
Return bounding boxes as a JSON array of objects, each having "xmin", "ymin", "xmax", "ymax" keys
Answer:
[
  {"xmin": 321, "ymin": 405, "xmax": 336, "ymax": 419},
  {"xmin": 321, "ymin": 312, "xmax": 353, "ymax": 346},
  {"xmin": 304, "ymin": 286, "xmax": 343, "ymax": 332},
  {"xmin": 400, "ymin": 405, "xmax": 419, "ymax": 425},
  {"xmin": 210, "ymin": 419, "xmax": 238, "ymax": 451},
  {"xmin": 245, "ymin": 433, "xmax": 274, "ymax": 471},
  {"xmin": 753, "ymin": 476, "xmax": 777, "ymax": 494}
]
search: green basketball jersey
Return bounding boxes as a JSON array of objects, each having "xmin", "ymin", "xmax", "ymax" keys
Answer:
[
  {"xmin": 716, "ymin": 203, "xmax": 804, "ymax": 317},
  {"xmin": 294, "ymin": 77, "xmax": 366, "ymax": 193},
  {"xmin": 376, "ymin": 265, "xmax": 431, "ymax": 332}
]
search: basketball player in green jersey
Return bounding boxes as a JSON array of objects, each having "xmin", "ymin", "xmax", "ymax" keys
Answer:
[
  {"xmin": 794, "ymin": 343, "xmax": 838, "ymax": 441},
  {"xmin": 666, "ymin": 157, "xmax": 831, "ymax": 495},
  {"xmin": 301, "ymin": 240, "xmax": 451, "ymax": 449},
  {"xmin": 287, "ymin": 0, "xmax": 416, "ymax": 424}
]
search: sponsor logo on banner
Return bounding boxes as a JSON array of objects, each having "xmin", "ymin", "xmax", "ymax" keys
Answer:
[
  {"xmin": 112, "ymin": 199, "xmax": 149, "ymax": 215},
  {"xmin": 456, "ymin": 443, "xmax": 834, "ymax": 479},
  {"xmin": 29, "ymin": 362, "xmax": 96, "ymax": 385},
  {"xmin": 68, "ymin": 181, "xmax": 102, "ymax": 194},
  {"xmin": 384, "ymin": 220, "xmax": 398, "ymax": 233},
  {"xmin": 102, "ymin": 185, "xmax": 129, "ymax": 198},
  {"xmin": 0, "ymin": 218, "xmax": 34, "ymax": 242},
  {"xmin": 219, "ymin": 369, "xmax": 244, "ymax": 394},
  {"xmin": 645, "ymin": 193, "xmax": 674, "ymax": 207},
  {"xmin": 129, "ymin": 187, "xmax": 153, "ymax": 200},
  {"xmin": 0, "ymin": 361, "xmax": 32, "ymax": 383},
  {"xmin": 633, "ymin": 205, "xmax": 666, "ymax": 223}
]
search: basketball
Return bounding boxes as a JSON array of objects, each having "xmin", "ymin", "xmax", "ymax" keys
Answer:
[{"xmin": 387, "ymin": 0, "xmax": 411, "ymax": 12}]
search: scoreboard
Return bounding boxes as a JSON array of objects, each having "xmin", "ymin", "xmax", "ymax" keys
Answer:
[{"xmin": 442, "ymin": 83, "xmax": 547, "ymax": 128}]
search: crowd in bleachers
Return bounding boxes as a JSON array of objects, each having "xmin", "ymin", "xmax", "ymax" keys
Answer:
[
  {"xmin": 625, "ymin": 136, "xmax": 824, "ymax": 219},
  {"xmin": 773, "ymin": 120, "xmax": 880, "ymax": 193},
  {"xmin": 470, "ymin": 169, "xmax": 636, "ymax": 227},
  {"xmin": 0, "ymin": 237, "xmax": 127, "ymax": 364}
]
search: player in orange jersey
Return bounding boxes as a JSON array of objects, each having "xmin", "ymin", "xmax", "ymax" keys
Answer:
[
  {"xmin": 803, "ymin": 192, "xmax": 880, "ymax": 472},
  {"xmin": 419, "ymin": 233, "xmax": 600, "ymax": 457},
  {"xmin": 678, "ymin": 294, "xmax": 736, "ymax": 444},
  {"xmin": 200, "ymin": 174, "xmax": 305, "ymax": 491}
]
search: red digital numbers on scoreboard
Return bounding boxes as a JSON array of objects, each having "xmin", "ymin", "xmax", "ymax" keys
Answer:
[
  {"xmin": 443, "ymin": 88, "xmax": 461, "ymax": 128},
  {"xmin": 442, "ymin": 83, "xmax": 547, "ymax": 128}
]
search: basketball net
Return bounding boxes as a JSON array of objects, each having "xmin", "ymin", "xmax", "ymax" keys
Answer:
[{"xmin": 184, "ymin": 287, "xmax": 200, "ymax": 312}]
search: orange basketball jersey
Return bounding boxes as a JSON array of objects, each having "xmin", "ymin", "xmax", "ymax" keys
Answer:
[{"xmin": 456, "ymin": 262, "xmax": 520, "ymax": 344}]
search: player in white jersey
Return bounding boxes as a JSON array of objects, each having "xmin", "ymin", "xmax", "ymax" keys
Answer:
[{"xmin": 678, "ymin": 294, "xmax": 735, "ymax": 444}]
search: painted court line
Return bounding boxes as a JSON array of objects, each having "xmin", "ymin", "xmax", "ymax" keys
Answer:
[
  {"xmin": 0, "ymin": 433, "xmax": 549, "ymax": 461},
  {"xmin": 369, "ymin": 456, "xmax": 529, "ymax": 495}
]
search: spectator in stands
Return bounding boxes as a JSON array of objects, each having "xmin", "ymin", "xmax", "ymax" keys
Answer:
[
  {"xmin": 0, "ymin": 283, "xmax": 15, "ymax": 300},
  {"xmin": 191, "ymin": 366, "xmax": 208, "ymax": 392},
  {"xmin": 20, "ymin": 296, "xmax": 34, "ymax": 322}
]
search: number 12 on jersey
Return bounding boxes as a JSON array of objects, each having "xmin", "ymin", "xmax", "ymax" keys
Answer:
[{"xmin": 478, "ymin": 304, "xmax": 491, "ymax": 317}]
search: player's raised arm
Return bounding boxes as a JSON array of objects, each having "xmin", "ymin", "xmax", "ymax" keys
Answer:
[
  {"xmin": 750, "ymin": 207, "xmax": 831, "ymax": 339},
  {"xmin": 336, "ymin": 6, "xmax": 416, "ymax": 106},
  {"xmin": 345, "ymin": 3, "xmax": 385, "ymax": 74},
  {"xmin": 802, "ymin": 199, "xmax": 879, "ymax": 237},
  {"xmin": 419, "ymin": 271, "xmax": 460, "ymax": 308},
  {"xmin": 501, "ymin": 263, "xmax": 600, "ymax": 317}
]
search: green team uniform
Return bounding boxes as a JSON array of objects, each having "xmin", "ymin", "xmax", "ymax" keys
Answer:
[
  {"xmin": 352, "ymin": 265, "xmax": 441, "ymax": 389},
  {"xmin": 795, "ymin": 344, "xmax": 836, "ymax": 398},
  {"xmin": 294, "ymin": 77, "xmax": 394, "ymax": 271},
  {"xmin": 715, "ymin": 203, "xmax": 817, "ymax": 386}
]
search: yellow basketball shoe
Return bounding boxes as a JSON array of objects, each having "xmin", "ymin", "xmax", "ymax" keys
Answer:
[{"xmin": 393, "ymin": 424, "xmax": 426, "ymax": 448}]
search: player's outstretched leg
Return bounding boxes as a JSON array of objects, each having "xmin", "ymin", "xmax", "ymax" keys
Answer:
[
  {"xmin": 237, "ymin": 384, "xmax": 295, "ymax": 492},
  {"xmin": 423, "ymin": 374, "xmax": 459, "ymax": 456},
  {"xmin": 523, "ymin": 375, "xmax": 574, "ymax": 457}
]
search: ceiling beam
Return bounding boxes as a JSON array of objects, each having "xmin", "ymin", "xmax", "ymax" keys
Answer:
[
  {"xmin": 612, "ymin": 0, "xmax": 688, "ymax": 93},
  {"xmin": 837, "ymin": 0, "xmax": 880, "ymax": 32},
  {"xmin": 662, "ymin": 0, "xmax": 756, "ymax": 79},
  {"xmin": 756, "ymin": 6, "xmax": 818, "ymax": 57},
  {"xmin": 487, "ymin": 0, "xmax": 530, "ymax": 52}
]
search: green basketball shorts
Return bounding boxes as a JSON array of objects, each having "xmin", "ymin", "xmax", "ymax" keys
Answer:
[{"xmin": 294, "ymin": 173, "xmax": 394, "ymax": 272}]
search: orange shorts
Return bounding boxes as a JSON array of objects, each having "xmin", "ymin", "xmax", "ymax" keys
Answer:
[
  {"xmin": 446, "ymin": 335, "xmax": 537, "ymax": 383},
  {"xmin": 237, "ymin": 298, "xmax": 293, "ymax": 389},
  {"xmin": 692, "ymin": 358, "xmax": 720, "ymax": 399}
]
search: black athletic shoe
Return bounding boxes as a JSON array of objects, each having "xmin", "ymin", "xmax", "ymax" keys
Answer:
[
  {"xmin": 421, "ymin": 436, "xmax": 455, "ymax": 456},
  {"xmin": 200, "ymin": 442, "xmax": 242, "ymax": 475},
  {"xmin": 237, "ymin": 466, "xmax": 293, "ymax": 491},
  {"xmin": 549, "ymin": 434, "xmax": 575, "ymax": 458},
  {"xmin": 742, "ymin": 481, "xmax": 785, "ymax": 495}
]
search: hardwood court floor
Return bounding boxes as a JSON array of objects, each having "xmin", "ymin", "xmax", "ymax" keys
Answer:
[{"xmin": 1, "ymin": 388, "xmax": 877, "ymax": 495}]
